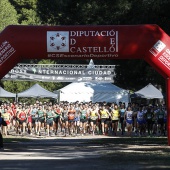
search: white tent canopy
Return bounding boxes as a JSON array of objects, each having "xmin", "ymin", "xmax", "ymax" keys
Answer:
[
  {"xmin": 58, "ymin": 82, "xmax": 129, "ymax": 103},
  {"xmin": 0, "ymin": 87, "xmax": 16, "ymax": 98},
  {"xmin": 134, "ymin": 83, "xmax": 163, "ymax": 99},
  {"xmin": 18, "ymin": 83, "xmax": 58, "ymax": 98}
]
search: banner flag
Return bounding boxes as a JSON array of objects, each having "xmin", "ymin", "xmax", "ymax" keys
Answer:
[{"xmin": 2, "ymin": 64, "xmax": 115, "ymax": 82}]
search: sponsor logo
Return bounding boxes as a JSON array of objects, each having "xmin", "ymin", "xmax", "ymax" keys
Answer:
[
  {"xmin": 56, "ymin": 77, "xmax": 64, "ymax": 80},
  {"xmin": 104, "ymin": 77, "xmax": 112, "ymax": 81},
  {"xmin": 47, "ymin": 31, "xmax": 69, "ymax": 52},
  {"xmin": 149, "ymin": 40, "xmax": 166, "ymax": 57},
  {"xmin": 95, "ymin": 77, "xmax": 103, "ymax": 81}
]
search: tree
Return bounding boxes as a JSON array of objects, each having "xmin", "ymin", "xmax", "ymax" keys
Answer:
[
  {"xmin": 0, "ymin": 0, "xmax": 18, "ymax": 31},
  {"xmin": 9, "ymin": 0, "xmax": 41, "ymax": 25},
  {"xmin": 2, "ymin": 0, "xmax": 169, "ymax": 93}
]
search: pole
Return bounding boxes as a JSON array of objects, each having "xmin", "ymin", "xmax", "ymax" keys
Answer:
[{"xmin": 166, "ymin": 78, "xmax": 170, "ymax": 145}]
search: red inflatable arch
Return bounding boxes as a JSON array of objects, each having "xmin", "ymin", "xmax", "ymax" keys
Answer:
[{"xmin": 0, "ymin": 25, "xmax": 170, "ymax": 144}]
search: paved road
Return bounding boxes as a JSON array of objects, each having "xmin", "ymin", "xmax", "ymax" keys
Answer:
[
  {"xmin": 0, "ymin": 135, "xmax": 170, "ymax": 170},
  {"xmin": 0, "ymin": 137, "xmax": 113, "ymax": 170}
]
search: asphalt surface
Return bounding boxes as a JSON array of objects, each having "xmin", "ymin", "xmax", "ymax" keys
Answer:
[
  {"xmin": 0, "ymin": 129, "xmax": 170, "ymax": 170},
  {"xmin": 0, "ymin": 135, "xmax": 170, "ymax": 170},
  {"xmin": 1, "ymin": 136, "xmax": 113, "ymax": 170}
]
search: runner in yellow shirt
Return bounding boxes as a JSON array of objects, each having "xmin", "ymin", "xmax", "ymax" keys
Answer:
[
  {"xmin": 99, "ymin": 105, "xmax": 110, "ymax": 135},
  {"xmin": 89, "ymin": 105, "xmax": 99, "ymax": 135},
  {"xmin": 2, "ymin": 108, "xmax": 11, "ymax": 136},
  {"xmin": 111, "ymin": 104, "xmax": 120, "ymax": 136}
]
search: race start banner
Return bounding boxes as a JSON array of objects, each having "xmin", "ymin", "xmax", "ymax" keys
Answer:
[{"xmin": 2, "ymin": 63, "xmax": 115, "ymax": 82}]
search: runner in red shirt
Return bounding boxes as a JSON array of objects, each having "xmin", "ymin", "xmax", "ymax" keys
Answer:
[
  {"xmin": 17, "ymin": 107, "xmax": 27, "ymax": 135},
  {"xmin": 26, "ymin": 106, "xmax": 33, "ymax": 135}
]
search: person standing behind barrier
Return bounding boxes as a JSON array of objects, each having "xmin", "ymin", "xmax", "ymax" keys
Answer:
[
  {"xmin": 119, "ymin": 104, "xmax": 126, "ymax": 135},
  {"xmin": 111, "ymin": 104, "xmax": 120, "ymax": 136},
  {"xmin": 124, "ymin": 106, "xmax": 133, "ymax": 137}
]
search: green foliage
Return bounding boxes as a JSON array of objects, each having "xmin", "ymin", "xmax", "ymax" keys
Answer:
[
  {"xmin": 1, "ymin": 0, "xmax": 170, "ymax": 94},
  {"xmin": 9, "ymin": 0, "xmax": 40, "ymax": 25},
  {"xmin": 0, "ymin": 0, "xmax": 18, "ymax": 31},
  {"xmin": 114, "ymin": 60, "xmax": 165, "ymax": 91},
  {"xmin": 36, "ymin": 0, "xmax": 131, "ymax": 25}
]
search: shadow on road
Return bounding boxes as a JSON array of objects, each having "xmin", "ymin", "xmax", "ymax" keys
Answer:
[{"xmin": 0, "ymin": 137, "xmax": 170, "ymax": 170}]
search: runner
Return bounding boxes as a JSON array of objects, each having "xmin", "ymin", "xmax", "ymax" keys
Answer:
[
  {"xmin": 163, "ymin": 105, "xmax": 167, "ymax": 136},
  {"xmin": 61, "ymin": 104, "xmax": 69, "ymax": 136},
  {"xmin": 99, "ymin": 105, "xmax": 110, "ymax": 135},
  {"xmin": 53, "ymin": 104, "xmax": 62, "ymax": 135},
  {"xmin": 79, "ymin": 104, "xmax": 88, "ymax": 136},
  {"xmin": 30, "ymin": 104, "xmax": 39, "ymax": 135},
  {"xmin": 136, "ymin": 106, "xmax": 146, "ymax": 136},
  {"xmin": 152, "ymin": 105, "xmax": 159, "ymax": 135},
  {"xmin": 0, "ymin": 112, "xmax": 4, "ymax": 149},
  {"xmin": 157, "ymin": 105, "xmax": 165, "ymax": 136},
  {"xmin": 119, "ymin": 104, "xmax": 126, "ymax": 135},
  {"xmin": 74, "ymin": 103, "xmax": 80, "ymax": 135},
  {"xmin": 145, "ymin": 105, "xmax": 154, "ymax": 136},
  {"xmin": 111, "ymin": 104, "xmax": 120, "ymax": 136},
  {"xmin": 131, "ymin": 103, "xmax": 139, "ymax": 135},
  {"xmin": 26, "ymin": 105, "xmax": 33, "ymax": 135},
  {"xmin": 6, "ymin": 105, "xmax": 13, "ymax": 130},
  {"xmin": 124, "ymin": 106, "xmax": 133, "ymax": 137},
  {"xmin": 1, "ymin": 108, "xmax": 11, "ymax": 136},
  {"xmin": 37, "ymin": 105, "xmax": 46, "ymax": 136},
  {"xmin": 45, "ymin": 106, "xmax": 55, "ymax": 137},
  {"xmin": 17, "ymin": 107, "xmax": 27, "ymax": 135},
  {"xmin": 10, "ymin": 102, "xmax": 17, "ymax": 130},
  {"xmin": 14, "ymin": 103, "xmax": 21, "ymax": 134},
  {"xmin": 89, "ymin": 105, "xmax": 99, "ymax": 135},
  {"xmin": 68, "ymin": 104, "xmax": 76, "ymax": 136}
]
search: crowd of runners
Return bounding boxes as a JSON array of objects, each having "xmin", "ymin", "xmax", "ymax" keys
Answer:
[{"xmin": 0, "ymin": 100, "xmax": 167, "ymax": 137}]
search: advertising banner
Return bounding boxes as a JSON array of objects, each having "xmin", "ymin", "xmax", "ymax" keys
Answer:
[{"xmin": 3, "ymin": 64, "xmax": 115, "ymax": 82}]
